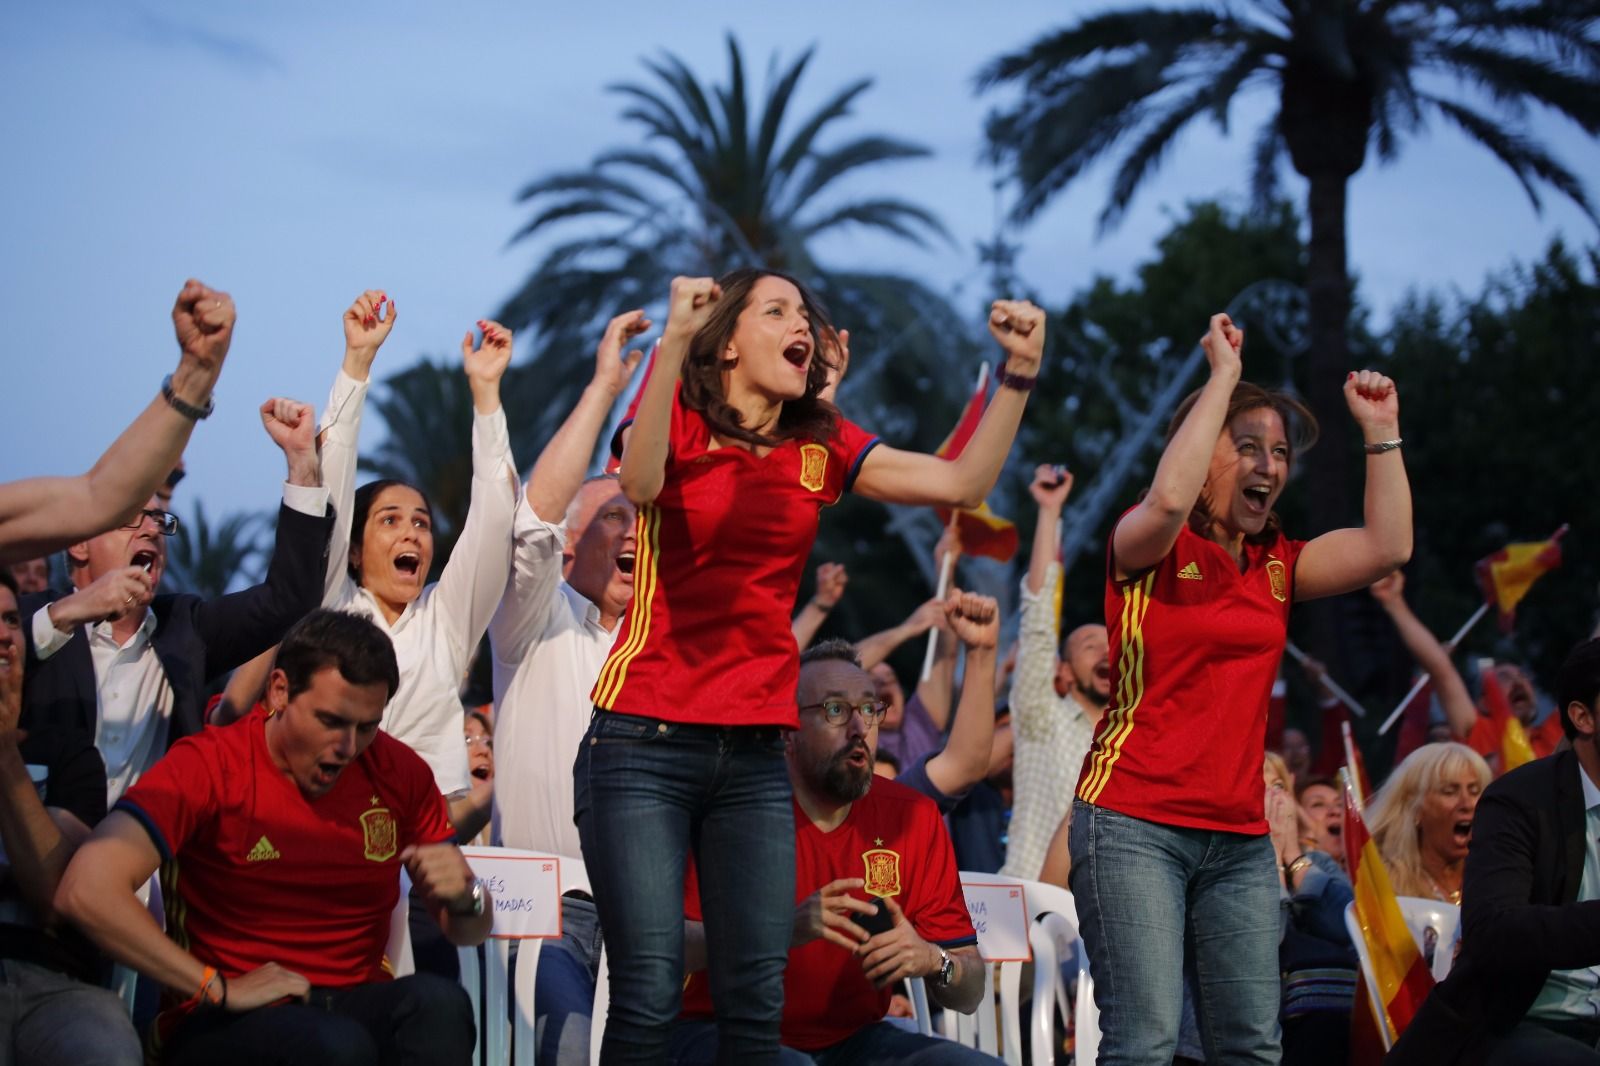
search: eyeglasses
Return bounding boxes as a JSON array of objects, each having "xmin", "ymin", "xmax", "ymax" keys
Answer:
[
  {"xmin": 465, "ymin": 735, "xmax": 493, "ymax": 749},
  {"xmin": 797, "ymin": 699, "xmax": 889, "ymax": 727},
  {"xmin": 122, "ymin": 509, "xmax": 180, "ymax": 536}
]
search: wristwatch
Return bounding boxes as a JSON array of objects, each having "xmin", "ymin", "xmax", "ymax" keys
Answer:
[
  {"xmin": 934, "ymin": 946, "xmax": 955, "ymax": 988},
  {"xmin": 448, "ymin": 880, "xmax": 486, "ymax": 918}
]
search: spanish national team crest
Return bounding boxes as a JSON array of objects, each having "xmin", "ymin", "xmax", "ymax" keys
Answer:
[
  {"xmin": 360, "ymin": 806, "xmax": 397, "ymax": 862},
  {"xmin": 1266, "ymin": 559, "xmax": 1289, "ymax": 603},
  {"xmin": 861, "ymin": 843, "xmax": 901, "ymax": 897},
  {"xmin": 798, "ymin": 443, "xmax": 828, "ymax": 493}
]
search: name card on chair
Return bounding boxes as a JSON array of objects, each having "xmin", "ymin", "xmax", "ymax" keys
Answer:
[
  {"xmin": 460, "ymin": 847, "xmax": 563, "ymax": 939},
  {"xmin": 961, "ymin": 881, "xmax": 1032, "ymax": 962}
]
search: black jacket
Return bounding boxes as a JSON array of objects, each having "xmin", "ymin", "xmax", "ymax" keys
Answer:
[
  {"xmin": 18, "ymin": 502, "xmax": 331, "ymax": 749},
  {"xmin": 1388, "ymin": 748, "xmax": 1600, "ymax": 1064}
]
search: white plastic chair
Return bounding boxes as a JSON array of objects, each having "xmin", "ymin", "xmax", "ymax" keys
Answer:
[
  {"xmin": 1343, "ymin": 896, "xmax": 1460, "ymax": 1050},
  {"xmin": 457, "ymin": 852, "xmax": 600, "ymax": 1066}
]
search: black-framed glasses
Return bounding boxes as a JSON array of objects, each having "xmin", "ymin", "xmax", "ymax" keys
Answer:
[
  {"xmin": 797, "ymin": 699, "xmax": 889, "ymax": 727},
  {"xmin": 123, "ymin": 509, "xmax": 180, "ymax": 536}
]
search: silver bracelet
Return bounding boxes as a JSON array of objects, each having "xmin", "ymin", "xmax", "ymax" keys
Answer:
[{"xmin": 1363, "ymin": 438, "xmax": 1402, "ymax": 454}]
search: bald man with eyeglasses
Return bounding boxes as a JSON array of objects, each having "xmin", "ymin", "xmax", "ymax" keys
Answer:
[{"xmin": 19, "ymin": 398, "xmax": 332, "ymax": 802}]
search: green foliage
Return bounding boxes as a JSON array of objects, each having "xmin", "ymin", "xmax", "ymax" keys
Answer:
[
  {"xmin": 1383, "ymin": 241, "xmax": 1600, "ymax": 687},
  {"xmin": 163, "ymin": 500, "xmax": 265, "ymax": 600}
]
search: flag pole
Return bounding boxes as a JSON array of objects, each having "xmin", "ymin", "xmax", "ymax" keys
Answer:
[
  {"xmin": 1377, "ymin": 602, "xmax": 1490, "ymax": 736},
  {"xmin": 920, "ymin": 362, "xmax": 988, "ymax": 683},
  {"xmin": 1284, "ymin": 642, "xmax": 1367, "ymax": 719}
]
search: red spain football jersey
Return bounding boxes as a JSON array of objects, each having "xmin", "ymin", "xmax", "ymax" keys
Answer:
[
  {"xmin": 1076, "ymin": 516, "xmax": 1307, "ymax": 833},
  {"xmin": 594, "ymin": 385, "xmax": 878, "ymax": 726},
  {"xmin": 681, "ymin": 777, "xmax": 977, "ymax": 1051},
  {"xmin": 116, "ymin": 707, "xmax": 455, "ymax": 988}
]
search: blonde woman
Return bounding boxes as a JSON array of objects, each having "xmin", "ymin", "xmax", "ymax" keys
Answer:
[{"xmin": 1367, "ymin": 742, "xmax": 1491, "ymax": 905}]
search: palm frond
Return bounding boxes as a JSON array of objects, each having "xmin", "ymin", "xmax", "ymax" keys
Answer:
[
  {"xmin": 780, "ymin": 136, "xmax": 933, "ymax": 218},
  {"xmin": 755, "ymin": 45, "xmax": 815, "ymax": 176},
  {"xmin": 1249, "ymin": 114, "xmax": 1286, "ymax": 211},
  {"xmin": 772, "ymin": 79, "xmax": 873, "ymax": 177},
  {"xmin": 976, "ymin": 7, "xmax": 1233, "ymax": 89},
  {"xmin": 797, "ymin": 200, "xmax": 948, "ymax": 246},
  {"xmin": 1424, "ymin": 40, "xmax": 1600, "ymax": 134},
  {"xmin": 1424, "ymin": 94, "xmax": 1598, "ymax": 224}
]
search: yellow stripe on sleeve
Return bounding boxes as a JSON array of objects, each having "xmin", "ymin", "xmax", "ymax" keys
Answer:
[
  {"xmin": 593, "ymin": 504, "xmax": 662, "ymax": 708},
  {"xmin": 1078, "ymin": 573, "xmax": 1156, "ymax": 803}
]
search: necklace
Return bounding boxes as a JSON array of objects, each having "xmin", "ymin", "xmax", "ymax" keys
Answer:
[{"xmin": 1423, "ymin": 869, "xmax": 1462, "ymax": 906}]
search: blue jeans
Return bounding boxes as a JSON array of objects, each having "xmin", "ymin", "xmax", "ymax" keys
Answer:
[
  {"xmin": 668, "ymin": 1019, "xmax": 1002, "ymax": 1065},
  {"xmin": 574, "ymin": 710, "xmax": 795, "ymax": 1066},
  {"xmin": 0, "ymin": 958, "xmax": 142, "ymax": 1066},
  {"xmin": 1069, "ymin": 799, "xmax": 1281, "ymax": 1065},
  {"xmin": 530, "ymin": 896, "xmax": 603, "ymax": 1066}
]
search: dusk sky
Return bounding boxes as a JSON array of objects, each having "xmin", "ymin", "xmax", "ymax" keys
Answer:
[{"xmin": 4, "ymin": 2, "xmax": 1597, "ymax": 524}]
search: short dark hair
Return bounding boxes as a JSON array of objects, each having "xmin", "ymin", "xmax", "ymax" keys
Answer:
[
  {"xmin": 799, "ymin": 638, "xmax": 862, "ymax": 669},
  {"xmin": 1557, "ymin": 638, "xmax": 1600, "ymax": 741},
  {"xmin": 276, "ymin": 609, "xmax": 400, "ymax": 701},
  {"xmin": 466, "ymin": 709, "xmax": 493, "ymax": 736},
  {"xmin": 1294, "ymin": 773, "xmax": 1338, "ymax": 804},
  {"xmin": 874, "ymin": 749, "xmax": 901, "ymax": 774},
  {"xmin": 0, "ymin": 567, "xmax": 17, "ymax": 599}
]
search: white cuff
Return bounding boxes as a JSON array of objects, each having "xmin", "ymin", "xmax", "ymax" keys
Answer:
[
  {"xmin": 31, "ymin": 603, "xmax": 73, "ymax": 660},
  {"xmin": 282, "ymin": 482, "xmax": 331, "ymax": 518}
]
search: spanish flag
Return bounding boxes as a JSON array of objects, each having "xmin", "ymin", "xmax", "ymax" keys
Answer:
[
  {"xmin": 1476, "ymin": 525, "xmax": 1567, "ymax": 632},
  {"xmin": 1481, "ymin": 663, "xmax": 1537, "ymax": 773},
  {"xmin": 933, "ymin": 366, "xmax": 1018, "ymax": 562},
  {"xmin": 1344, "ymin": 773, "xmax": 1434, "ymax": 1045}
]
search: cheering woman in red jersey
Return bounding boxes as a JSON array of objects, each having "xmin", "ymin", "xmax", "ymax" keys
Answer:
[
  {"xmin": 576, "ymin": 269, "xmax": 1043, "ymax": 1064},
  {"xmin": 1069, "ymin": 313, "xmax": 1411, "ymax": 1065}
]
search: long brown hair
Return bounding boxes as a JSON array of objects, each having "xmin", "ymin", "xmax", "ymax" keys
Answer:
[
  {"xmin": 680, "ymin": 268, "xmax": 840, "ymax": 448},
  {"xmin": 1164, "ymin": 380, "xmax": 1319, "ymax": 545}
]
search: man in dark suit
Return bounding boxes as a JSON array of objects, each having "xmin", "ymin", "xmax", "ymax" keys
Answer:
[
  {"xmin": 1390, "ymin": 636, "xmax": 1600, "ymax": 1065},
  {"xmin": 19, "ymin": 398, "xmax": 331, "ymax": 801}
]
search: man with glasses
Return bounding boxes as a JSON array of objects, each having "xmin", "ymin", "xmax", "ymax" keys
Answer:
[
  {"xmin": 671, "ymin": 623, "xmax": 993, "ymax": 1065},
  {"xmin": 19, "ymin": 398, "xmax": 331, "ymax": 802}
]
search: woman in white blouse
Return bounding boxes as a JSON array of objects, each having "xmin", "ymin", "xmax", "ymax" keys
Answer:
[{"xmin": 318, "ymin": 290, "xmax": 517, "ymax": 838}]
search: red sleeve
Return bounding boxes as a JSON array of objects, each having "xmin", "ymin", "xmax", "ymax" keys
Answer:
[
  {"xmin": 114, "ymin": 735, "xmax": 223, "ymax": 861},
  {"xmin": 1280, "ymin": 536, "xmax": 1310, "ymax": 603},
  {"xmin": 829, "ymin": 417, "xmax": 880, "ymax": 499},
  {"xmin": 1464, "ymin": 712, "xmax": 1501, "ymax": 757},
  {"xmin": 1534, "ymin": 713, "xmax": 1566, "ymax": 758},
  {"xmin": 393, "ymin": 740, "xmax": 455, "ymax": 847},
  {"xmin": 905, "ymin": 800, "xmax": 977, "ymax": 948}
]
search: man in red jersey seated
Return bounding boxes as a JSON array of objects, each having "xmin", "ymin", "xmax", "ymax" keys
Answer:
[
  {"xmin": 671, "ymin": 639, "xmax": 994, "ymax": 1065},
  {"xmin": 54, "ymin": 609, "xmax": 490, "ymax": 1066}
]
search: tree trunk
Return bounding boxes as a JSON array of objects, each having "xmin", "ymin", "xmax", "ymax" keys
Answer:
[{"xmin": 1300, "ymin": 171, "xmax": 1354, "ymax": 675}]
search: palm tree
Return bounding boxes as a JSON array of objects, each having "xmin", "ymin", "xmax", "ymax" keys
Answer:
[
  {"xmin": 498, "ymin": 35, "xmax": 978, "ymax": 455},
  {"xmin": 163, "ymin": 501, "xmax": 265, "ymax": 600},
  {"xmin": 979, "ymin": 1, "xmax": 1600, "ymax": 534}
]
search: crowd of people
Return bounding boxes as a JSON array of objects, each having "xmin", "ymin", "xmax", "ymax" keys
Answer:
[{"xmin": 0, "ymin": 276, "xmax": 1596, "ymax": 1066}]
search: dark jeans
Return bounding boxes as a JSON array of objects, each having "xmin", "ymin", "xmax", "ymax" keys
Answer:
[
  {"xmin": 668, "ymin": 1019, "xmax": 1002, "ymax": 1065},
  {"xmin": 574, "ymin": 710, "xmax": 795, "ymax": 1066},
  {"xmin": 0, "ymin": 957, "xmax": 142, "ymax": 1066},
  {"xmin": 162, "ymin": 973, "xmax": 475, "ymax": 1066},
  {"xmin": 1485, "ymin": 1018, "xmax": 1600, "ymax": 1065}
]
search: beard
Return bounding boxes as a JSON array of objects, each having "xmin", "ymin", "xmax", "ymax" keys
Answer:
[{"xmin": 812, "ymin": 743, "xmax": 873, "ymax": 804}]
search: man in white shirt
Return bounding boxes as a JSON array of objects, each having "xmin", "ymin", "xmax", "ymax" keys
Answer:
[
  {"xmin": 489, "ymin": 310, "xmax": 647, "ymax": 1066},
  {"xmin": 1002, "ymin": 464, "xmax": 1109, "ymax": 881},
  {"xmin": 19, "ymin": 399, "xmax": 330, "ymax": 802}
]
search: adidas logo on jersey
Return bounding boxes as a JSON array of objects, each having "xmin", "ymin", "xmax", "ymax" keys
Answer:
[
  {"xmin": 246, "ymin": 836, "xmax": 281, "ymax": 863},
  {"xmin": 1177, "ymin": 561, "xmax": 1203, "ymax": 581}
]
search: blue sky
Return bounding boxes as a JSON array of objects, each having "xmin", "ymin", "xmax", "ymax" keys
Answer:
[{"xmin": 3, "ymin": 1, "xmax": 1597, "ymax": 522}]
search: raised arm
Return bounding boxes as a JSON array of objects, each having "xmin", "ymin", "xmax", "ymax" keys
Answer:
[
  {"xmin": 1012, "ymin": 465, "xmax": 1072, "ymax": 738},
  {"xmin": 792, "ymin": 562, "xmax": 847, "ymax": 651},
  {"xmin": 1293, "ymin": 371, "xmax": 1411, "ymax": 600},
  {"xmin": 526, "ymin": 310, "xmax": 648, "ymax": 523},
  {"xmin": 922, "ymin": 590, "xmax": 1001, "ymax": 798},
  {"xmin": 619, "ymin": 277, "xmax": 721, "ymax": 505},
  {"xmin": 1113, "ymin": 314, "xmax": 1241, "ymax": 577},
  {"xmin": 432, "ymin": 321, "xmax": 518, "ymax": 665},
  {"xmin": 319, "ymin": 290, "xmax": 396, "ymax": 604},
  {"xmin": 855, "ymin": 598, "xmax": 943, "ymax": 671},
  {"xmin": 1369, "ymin": 572, "xmax": 1478, "ymax": 738},
  {"xmin": 0, "ymin": 280, "xmax": 235, "ymax": 564},
  {"xmin": 1025, "ymin": 464, "xmax": 1072, "ymax": 596},
  {"xmin": 853, "ymin": 300, "xmax": 1044, "ymax": 508}
]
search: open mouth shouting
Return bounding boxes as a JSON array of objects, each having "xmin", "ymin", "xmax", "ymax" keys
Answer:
[
  {"xmin": 616, "ymin": 550, "xmax": 636, "ymax": 583},
  {"xmin": 783, "ymin": 339, "xmax": 812, "ymax": 373},
  {"xmin": 394, "ymin": 552, "xmax": 423, "ymax": 582},
  {"xmin": 1241, "ymin": 483, "xmax": 1273, "ymax": 516},
  {"xmin": 1452, "ymin": 819, "xmax": 1473, "ymax": 847},
  {"xmin": 130, "ymin": 548, "xmax": 158, "ymax": 573}
]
